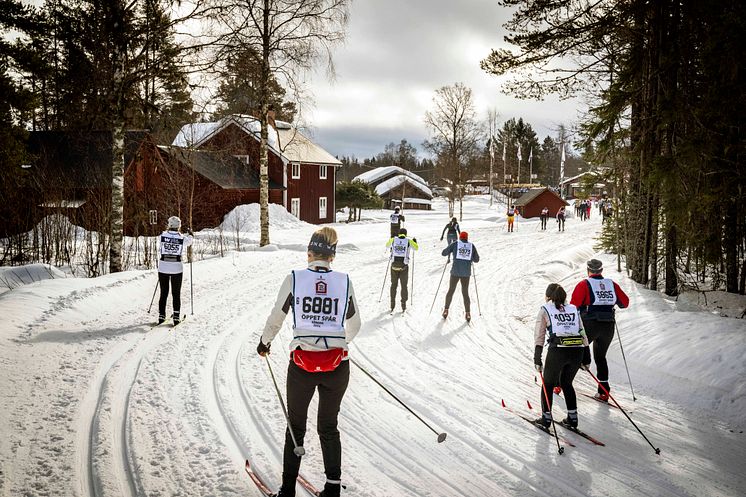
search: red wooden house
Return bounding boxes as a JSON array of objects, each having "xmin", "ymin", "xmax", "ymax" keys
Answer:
[
  {"xmin": 513, "ymin": 188, "xmax": 568, "ymax": 218},
  {"xmin": 173, "ymin": 115, "xmax": 341, "ymax": 224}
]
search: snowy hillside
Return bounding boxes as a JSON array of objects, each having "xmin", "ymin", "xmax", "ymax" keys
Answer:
[{"xmin": 1, "ymin": 196, "xmax": 745, "ymax": 497}]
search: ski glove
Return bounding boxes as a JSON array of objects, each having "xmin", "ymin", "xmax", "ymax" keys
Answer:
[
  {"xmin": 257, "ymin": 339, "xmax": 271, "ymax": 356},
  {"xmin": 440, "ymin": 237, "xmax": 443, "ymax": 241},
  {"xmin": 582, "ymin": 346, "xmax": 591, "ymax": 367},
  {"xmin": 533, "ymin": 345, "xmax": 543, "ymax": 371}
]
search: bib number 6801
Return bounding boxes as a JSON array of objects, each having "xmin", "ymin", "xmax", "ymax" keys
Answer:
[{"xmin": 302, "ymin": 296, "xmax": 339, "ymax": 314}]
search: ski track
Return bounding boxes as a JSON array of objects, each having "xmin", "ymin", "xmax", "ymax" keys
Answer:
[{"xmin": 4, "ymin": 198, "xmax": 746, "ymax": 497}]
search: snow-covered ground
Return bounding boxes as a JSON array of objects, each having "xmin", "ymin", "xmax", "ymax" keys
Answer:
[{"xmin": 1, "ymin": 196, "xmax": 745, "ymax": 497}]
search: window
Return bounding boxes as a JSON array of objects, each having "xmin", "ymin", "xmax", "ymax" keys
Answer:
[
  {"xmin": 235, "ymin": 155, "xmax": 250, "ymax": 166},
  {"xmin": 291, "ymin": 198, "xmax": 301, "ymax": 219},
  {"xmin": 292, "ymin": 163, "xmax": 300, "ymax": 179},
  {"xmin": 319, "ymin": 165, "xmax": 328, "ymax": 179},
  {"xmin": 319, "ymin": 197, "xmax": 327, "ymax": 219},
  {"xmin": 149, "ymin": 210, "xmax": 158, "ymax": 225}
]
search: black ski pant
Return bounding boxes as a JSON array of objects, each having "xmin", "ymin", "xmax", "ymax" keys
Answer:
[
  {"xmin": 158, "ymin": 272, "xmax": 183, "ymax": 317},
  {"xmin": 390, "ymin": 225, "xmax": 400, "ymax": 238},
  {"xmin": 390, "ymin": 266, "xmax": 409, "ymax": 306},
  {"xmin": 282, "ymin": 359, "xmax": 350, "ymax": 491},
  {"xmin": 540, "ymin": 215, "xmax": 547, "ymax": 230},
  {"xmin": 541, "ymin": 346, "xmax": 584, "ymax": 414},
  {"xmin": 557, "ymin": 217, "xmax": 565, "ymax": 231},
  {"xmin": 583, "ymin": 318, "xmax": 616, "ymax": 394},
  {"xmin": 444, "ymin": 276, "xmax": 470, "ymax": 312}
]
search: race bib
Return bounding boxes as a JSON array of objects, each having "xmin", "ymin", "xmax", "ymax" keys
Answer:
[
  {"xmin": 456, "ymin": 241, "xmax": 473, "ymax": 261},
  {"xmin": 543, "ymin": 303, "xmax": 582, "ymax": 339},
  {"xmin": 390, "ymin": 237, "xmax": 410, "ymax": 264},
  {"xmin": 587, "ymin": 278, "xmax": 617, "ymax": 305},
  {"xmin": 292, "ymin": 269, "xmax": 349, "ymax": 339},
  {"xmin": 390, "ymin": 214, "xmax": 400, "ymax": 224},
  {"xmin": 160, "ymin": 233, "xmax": 184, "ymax": 257}
]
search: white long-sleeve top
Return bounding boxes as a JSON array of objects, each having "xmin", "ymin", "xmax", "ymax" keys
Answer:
[{"xmin": 260, "ymin": 260, "xmax": 361, "ymax": 353}]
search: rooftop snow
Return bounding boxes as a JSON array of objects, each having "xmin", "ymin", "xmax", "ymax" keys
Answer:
[
  {"xmin": 354, "ymin": 166, "xmax": 428, "ymax": 188},
  {"xmin": 374, "ymin": 175, "xmax": 432, "ymax": 197}
]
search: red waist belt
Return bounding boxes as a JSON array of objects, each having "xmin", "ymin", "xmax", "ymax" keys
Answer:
[{"xmin": 292, "ymin": 348, "xmax": 347, "ymax": 373}]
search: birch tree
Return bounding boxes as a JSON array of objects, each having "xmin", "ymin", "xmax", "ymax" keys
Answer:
[{"xmin": 212, "ymin": 0, "xmax": 349, "ymax": 246}]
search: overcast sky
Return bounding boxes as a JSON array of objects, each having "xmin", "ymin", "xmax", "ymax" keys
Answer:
[{"xmin": 302, "ymin": 0, "xmax": 582, "ymax": 160}]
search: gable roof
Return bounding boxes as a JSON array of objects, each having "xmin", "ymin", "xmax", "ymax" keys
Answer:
[
  {"xmin": 353, "ymin": 166, "xmax": 429, "ymax": 189},
  {"xmin": 514, "ymin": 188, "xmax": 567, "ymax": 207},
  {"xmin": 275, "ymin": 123, "xmax": 341, "ymax": 166},
  {"xmin": 172, "ymin": 115, "xmax": 282, "ymax": 155},
  {"xmin": 374, "ymin": 175, "xmax": 433, "ymax": 198},
  {"xmin": 27, "ymin": 130, "xmax": 149, "ymax": 189},
  {"xmin": 159, "ymin": 146, "xmax": 284, "ymax": 190}
]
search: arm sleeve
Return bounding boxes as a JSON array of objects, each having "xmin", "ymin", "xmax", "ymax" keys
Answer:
[
  {"xmin": 385, "ymin": 237, "xmax": 394, "ymax": 248},
  {"xmin": 409, "ymin": 239, "xmax": 419, "ymax": 250},
  {"xmin": 183, "ymin": 234, "xmax": 194, "ymax": 247},
  {"xmin": 569, "ymin": 281, "xmax": 588, "ymax": 307},
  {"xmin": 261, "ymin": 274, "xmax": 293, "ymax": 345},
  {"xmin": 441, "ymin": 225, "xmax": 447, "ymax": 238},
  {"xmin": 456, "ymin": 224, "xmax": 460, "ymax": 233},
  {"xmin": 472, "ymin": 245, "xmax": 480, "ymax": 263},
  {"xmin": 345, "ymin": 280, "xmax": 362, "ymax": 342},
  {"xmin": 441, "ymin": 244, "xmax": 453, "ymax": 257},
  {"xmin": 614, "ymin": 282, "xmax": 630, "ymax": 308},
  {"xmin": 534, "ymin": 308, "xmax": 548, "ymax": 347}
]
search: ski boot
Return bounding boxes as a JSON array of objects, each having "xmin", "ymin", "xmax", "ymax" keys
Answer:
[
  {"xmin": 401, "ymin": 300, "xmax": 407, "ymax": 311},
  {"xmin": 318, "ymin": 482, "xmax": 341, "ymax": 497},
  {"xmin": 465, "ymin": 311, "xmax": 471, "ymax": 322},
  {"xmin": 562, "ymin": 410, "xmax": 578, "ymax": 429},
  {"xmin": 442, "ymin": 308, "xmax": 449, "ymax": 319},
  {"xmin": 533, "ymin": 412, "xmax": 552, "ymax": 429},
  {"xmin": 172, "ymin": 312, "xmax": 181, "ymax": 325},
  {"xmin": 593, "ymin": 392, "xmax": 609, "ymax": 402},
  {"xmin": 157, "ymin": 314, "xmax": 166, "ymax": 325}
]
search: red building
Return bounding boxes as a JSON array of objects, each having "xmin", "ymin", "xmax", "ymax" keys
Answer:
[
  {"xmin": 173, "ymin": 115, "xmax": 341, "ymax": 224},
  {"xmin": 513, "ymin": 188, "xmax": 568, "ymax": 218}
]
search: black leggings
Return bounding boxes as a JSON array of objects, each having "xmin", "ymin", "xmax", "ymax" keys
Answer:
[
  {"xmin": 158, "ymin": 272, "xmax": 183, "ymax": 317},
  {"xmin": 584, "ymin": 319, "xmax": 615, "ymax": 393},
  {"xmin": 541, "ymin": 346, "xmax": 584, "ymax": 413},
  {"xmin": 282, "ymin": 360, "xmax": 350, "ymax": 490},
  {"xmin": 444, "ymin": 276, "xmax": 470, "ymax": 312},
  {"xmin": 390, "ymin": 266, "xmax": 409, "ymax": 304}
]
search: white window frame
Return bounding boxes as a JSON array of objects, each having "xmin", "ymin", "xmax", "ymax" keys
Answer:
[
  {"xmin": 235, "ymin": 155, "xmax": 250, "ymax": 166},
  {"xmin": 291, "ymin": 162, "xmax": 301, "ymax": 179},
  {"xmin": 319, "ymin": 197, "xmax": 327, "ymax": 219},
  {"xmin": 149, "ymin": 210, "xmax": 158, "ymax": 225},
  {"xmin": 319, "ymin": 164, "xmax": 328, "ymax": 179},
  {"xmin": 291, "ymin": 198, "xmax": 301, "ymax": 219}
]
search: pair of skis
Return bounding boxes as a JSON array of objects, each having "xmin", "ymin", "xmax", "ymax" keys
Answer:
[
  {"xmin": 150, "ymin": 314, "xmax": 187, "ymax": 329},
  {"xmin": 245, "ymin": 460, "xmax": 321, "ymax": 497},
  {"xmin": 501, "ymin": 399, "xmax": 605, "ymax": 447}
]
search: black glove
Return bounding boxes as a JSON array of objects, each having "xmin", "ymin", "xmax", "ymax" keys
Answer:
[
  {"xmin": 534, "ymin": 345, "xmax": 543, "ymax": 371},
  {"xmin": 257, "ymin": 339, "xmax": 271, "ymax": 356},
  {"xmin": 413, "ymin": 238, "xmax": 417, "ymax": 243},
  {"xmin": 582, "ymin": 346, "xmax": 591, "ymax": 368},
  {"xmin": 187, "ymin": 227, "xmax": 194, "ymax": 235},
  {"xmin": 440, "ymin": 237, "xmax": 443, "ymax": 241}
]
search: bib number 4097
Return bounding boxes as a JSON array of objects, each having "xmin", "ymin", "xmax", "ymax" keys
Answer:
[{"xmin": 302, "ymin": 296, "xmax": 339, "ymax": 315}]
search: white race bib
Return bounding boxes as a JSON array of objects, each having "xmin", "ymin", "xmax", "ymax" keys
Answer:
[
  {"xmin": 456, "ymin": 241, "xmax": 473, "ymax": 261},
  {"xmin": 543, "ymin": 303, "xmax": 582, "ymax": 340},
  {"xmin": 390, "ymin": 213, "xmax": 400, "ymax": 224},
  {"xmin": 160, "ymin": 232, "xmax": 185, "ymax": 257},
  {"xmin": 390, "ymin": 237, "xmax": 410, "ymax": 264},
  {"xmin": 292, "ymin": 269, "xmax": 349, "ymax": 340},
  {"xmin": 587, "ymin": 278, "xmax": 617, "ymax": 305}
]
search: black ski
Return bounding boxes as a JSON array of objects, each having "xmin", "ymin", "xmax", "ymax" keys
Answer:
[
  {"xmin": 581, "ymin": 392, "xmax": 619, "ymax": 409},
  {"xmin": 500, "ymin": 400, "xmax": 575, "ymax": 447},
  {"xmin": 557, "ymin": 421, "xmax": 606, "ymax": 446}
]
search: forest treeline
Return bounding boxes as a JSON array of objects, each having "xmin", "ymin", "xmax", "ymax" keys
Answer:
[{"xmin": 483, "ymin": 0, "xmax": 745, "ymax": 296}]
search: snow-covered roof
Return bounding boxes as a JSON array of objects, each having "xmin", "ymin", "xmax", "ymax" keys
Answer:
[
  {"xmin": 403, "ymin": 197, "xmax": 432, "ymax": 205},
  {"xmin": 276, "ymin": 127, "xmax": 341, "ymax": 166},
  {"xmin": 172, "ymin": 115, "xmax": 281, "ymax": 152},
  {"xmin": 374, "ymin": 175, "xmax": 432, "ymax": 198},
  {"xmin": 354, "ymin": 166, "xmax": 428, "ymax": 188}
]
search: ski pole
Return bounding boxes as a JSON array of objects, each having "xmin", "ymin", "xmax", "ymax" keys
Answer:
[
  {"xmin": 538, "ymin": 371, "xmax": 564, "ymax": 455},
  {"xmin": 264, "ymin": 356, "xmax": 305, "ymax": 456},
  {"xmin": 189, "ymin": 247, "xmax": 194, "ymax": 316},
  {"xmin": 378, "ymin": 258, "xmax": 391, "ymax": 303},
  {"xmin": 350, "ymin": 357, "xmax": 447, "ymax": 443},
  {"xmin": 615, "ymin": 321, "xmax": 636, "ymax": 401},
  {"xmin": 148, "ymin": 277, "xmax": 159, "ymax": 313},
  {"xmin": 430, "ymin": 260, "xmax": 449, "ymax": 314},
  {"xmin": 472, "ymin": 265, "xmax": 482, "ymax": 316},
  {"xmin": 410, "ymin": 249, "xmax": 415, "ymax": 305},
  {"xmin": 584, "ymin": 368, "xmax": 660, "ymax": 454}
]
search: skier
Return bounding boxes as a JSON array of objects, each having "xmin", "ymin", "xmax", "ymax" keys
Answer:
[
  {"xmin": 441, "ymin": 231, "xmax": 480, "ymax": 322},
  {"xmin": 569, "ymin": 259, "xmax": 630, "ymax": 401},
  {"xmin": 556, "ymin": 206, "xmax": 566, "ymax": 232},
  {"xmin": 256, "ymin": 227, "xmax": 361, "ymax": 497},
  {"xmin": 586, "ymin": 200, "xmax": 592, "ymax": 220},
  {"xmin": 533, "ymin": 283, "xmax": 591, "ymax": 428},
  {"xmin": 157, "ymin": 216, "xmax": 193, "ymax": 324},
  {"xmin": 389, "ymin": 206, "xmax": 405, "ymax": 238},
  {"xmin": 540, "ymin": 207, "xmax": 549, "ymax": 231},
  {"xmin": 440, "ymin": 217, "xmax": 460, "ymax": 245},
  {"xmin": 506, "ymin": 205, "xmax": 517, "ymax": 232},
  {"xmin": 385, "ymin": 228, "xmax": 419, "ymax": 312}
]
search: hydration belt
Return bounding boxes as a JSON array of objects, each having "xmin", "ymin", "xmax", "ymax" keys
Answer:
[
  {"xmin": 554, "ymin": 335, "xmax": 584, "ymax": 347},
  {"xmin": 160, "ymin": 254, "xmax": 182, "ymax": 262}
]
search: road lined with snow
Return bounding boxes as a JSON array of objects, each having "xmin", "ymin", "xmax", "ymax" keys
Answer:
[{"xmin": 1, "ymin": 196, "xmax": 745, "ymax": 497}]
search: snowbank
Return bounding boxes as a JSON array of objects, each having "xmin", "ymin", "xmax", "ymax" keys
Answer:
[
  {"xmin": 219, "ymin": 203, "xmax": 311, "ymax": 233},
  {"xmin": 0, "ymin": 264, "xmax": 67, "ymax": 294}
]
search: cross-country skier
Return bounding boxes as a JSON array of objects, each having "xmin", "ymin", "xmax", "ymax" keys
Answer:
[
  {"xmin": 506, "ymin": 205, "xmax": 517, "ymax": 232},
  {"xmin": 256, "ymin": 227, "xmax": 362, "ymax": 497},
  {"xmin": 157, "ymin": 216, "xmax": 193, "ymax": 324},
  {"xmin": 540, "ymin": 207, "xmax": 549, "ymax": 230},
  {"xmin": 389, "ymin": 206, "xmax": 405, "ymax": 238},
  {"xmin": 570, "ymin": 259, "xmax": 630, "ymax": 401},
  {"xmin": 441, "ymin": 231, "xmax": 480, "ymax": 322},
  {"xmin": 385, "ymin": 228, "xmax": 419, "ymax": 312},
  {"xmin": 533, "ymin": 283, "xmax": 591, "ymax": 429},
  {"xmin": 440, "ymin": 217, "xmax": 460, "ymax": 245},
  {"xmin": 556, "ymin": 206, "xmax": 566, "ymax": 232}
]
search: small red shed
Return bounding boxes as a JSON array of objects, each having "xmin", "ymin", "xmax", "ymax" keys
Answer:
[{"xmin": 513, "ymin": 188, "xmax": 568, "ymax": 218}]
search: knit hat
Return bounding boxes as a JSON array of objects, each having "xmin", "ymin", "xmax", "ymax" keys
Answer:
[
  {"xmin": 587, "ymin": 259, "xmax": 603, "ymax": 273},
  {"xmin": 167, "ymin": 216, "xmax": 181, "ymax": 230},
  {"xmin": 459, "ymin": 231, "xmax": 468, "ymax": 240},
  {"xmin": 399, "ymin": 227, "xmax": 407, "ymax": 236}
]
